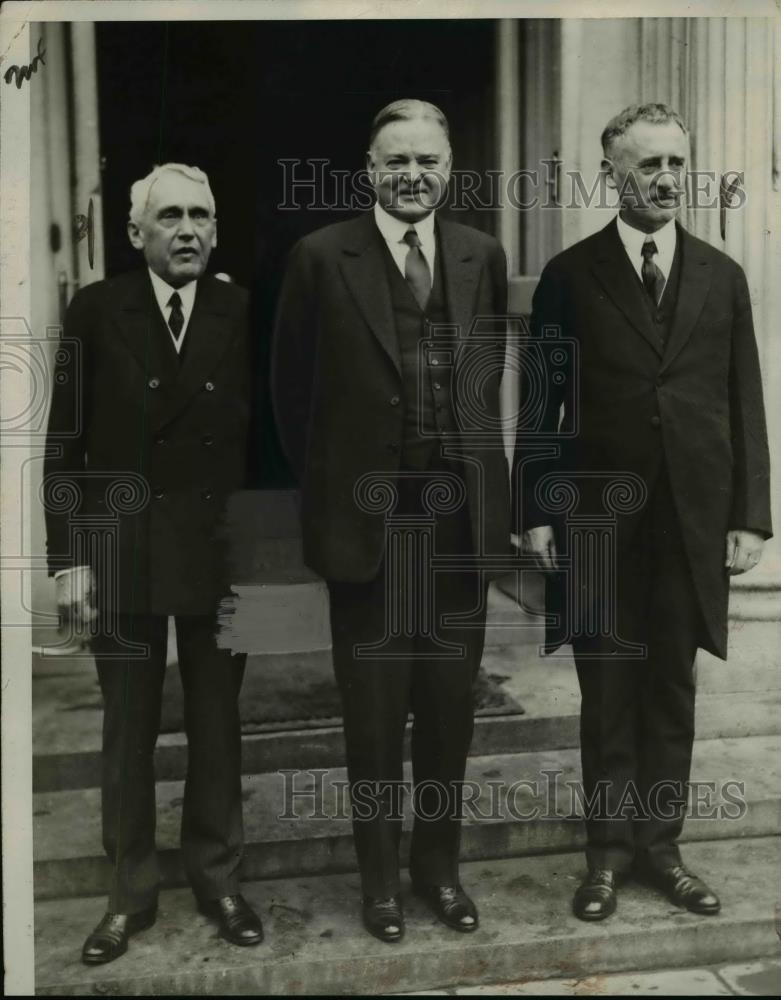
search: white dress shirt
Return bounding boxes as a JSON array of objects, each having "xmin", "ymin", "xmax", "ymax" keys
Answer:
[
  {"xmin": 373, "ymin": 202, "xmax": 437, "ymax": 277},
  {"xmin": 148, "ymin": 268, "xmax": 197, "ymax": 353},
  {"xmin": 616, "ymin": 215, "xmax": 677, "ymax": 294}
]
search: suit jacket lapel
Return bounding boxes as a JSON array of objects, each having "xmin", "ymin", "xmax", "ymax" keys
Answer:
[
  {"xmin": 154, "ymin": 277, "xmax": 238, "ymax": 428},
  {"xmin": 660, "ymin": 223, "xmax": 712, "ymax": 371},
  {"xmin": 590, "ymin": 219, "xmax": 663, "ymax": 359},
  {"xmin": 115, "ymin": 271, "xmax": 179, "ymax": 382},
  {"xmin": 437, "ymin": 219, "xmax": 481, "ymax": 337},
  {"xmin": 338, "ymin": 214, "xmax": 401, "ymax": 374}
]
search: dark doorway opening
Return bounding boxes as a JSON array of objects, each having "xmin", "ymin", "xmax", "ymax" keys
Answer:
[{"xmin": 95, "ymin": 19, "xmax": 497, "ymax": 487}]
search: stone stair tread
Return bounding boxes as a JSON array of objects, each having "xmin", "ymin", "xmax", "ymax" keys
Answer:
[
  {"xmin": 32, "ymin": 636, "xmax": 781, "ymax": 762},
  {"xmin": 33, "ymin": 734, "xmax": 781, "ymax": 864},
  {"xmin": 33, "ymin": 836, "xmax": 781, "ymax": 996}
]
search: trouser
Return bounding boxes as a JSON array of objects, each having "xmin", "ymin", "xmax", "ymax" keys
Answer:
[
  {"xmin": 92, "ymin": 613, "xmax": 246, "ymax": 913},
  {"xmin": 327, "ymin": 457, "xmax": 486, "ymax": 897},
  {"xmin": 573, "ymin": 470, "xmax": 702, "ymax": 873}
]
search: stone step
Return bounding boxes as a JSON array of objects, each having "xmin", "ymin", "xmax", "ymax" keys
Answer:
[
  {"xmin": 33, "ymin": 836, "xmax": 781, "ymax": 996},
  {"xmin": 32, "ymin": 733, "xmax": 781, "ymax": 900},
  {"xmin": 32, "ymin": 633, "xmax": 781, "ymax": 792}
]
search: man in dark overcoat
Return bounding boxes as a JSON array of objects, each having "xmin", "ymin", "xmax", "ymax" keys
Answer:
[
  {"xmin": 44, "ymin": 163, "xmax": 263, "ymax": 963},
  {"xmin": 513, "ymin": 104, "xmax": 771, "ymax": 921},
  {"xmin": 272, "ymin": 100, "xmax": 509, "ymax": 942}
]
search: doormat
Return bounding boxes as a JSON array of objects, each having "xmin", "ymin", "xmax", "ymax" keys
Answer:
[{"xmin": 159, "ymin": 649, "xmax": 524, "ymax": 732}]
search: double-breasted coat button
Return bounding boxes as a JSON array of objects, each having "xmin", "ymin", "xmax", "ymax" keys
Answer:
[
  {"xmin": 204, "ymin": 380, "xmax": 215, "ymax": 392},
  {"xmin": 650, "ymin": 415, "xmax": 661, "ymax": 428},
  {"xmin": 202, "ymin": 435, "xmax": 214, "ymax": 446},
  {"xmin": 153, "ymin": 488, "xmax": 165, "ymax": 499},
  {"xmin": 202, "ymin": 489, "xmax": 213, "ymax": 500},
  {"xmin": 148, "ymin": 377, "xmax": 160, "ymax": 389},
  {"xmin": 155, "ymin": 435, "xmax": 165, "ymax": 445},
  {"xmin": 390, "ymin": 396, "xmax": 400, "ymax": 406}
]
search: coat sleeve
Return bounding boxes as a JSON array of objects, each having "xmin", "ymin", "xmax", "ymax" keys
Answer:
[
  {"xmin": 728, "ymin": 263, "xmax": 772, "ymax": 538},
  {"xmin": 511, "ymin": 261, "xmax": 571, "ymax": 534},
  {"xmin": 43, "ymin": 287, "xmax": 93, "ymax": 574},
  {"xmin": 270, "ymin": 238, "xmax": 318, "ymax": 485}
]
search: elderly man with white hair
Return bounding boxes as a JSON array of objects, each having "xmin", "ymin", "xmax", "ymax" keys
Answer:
[{"xmin": 44, "ymin": 163, "xmax": 263, "ymax": 963}]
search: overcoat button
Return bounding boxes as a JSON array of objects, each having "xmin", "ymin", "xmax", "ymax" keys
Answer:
[
  {"xmin": 390, "ymin": 396, "xmax": 400, "ymax": 406},
  {"xmin": 202, "ymin": 489, "xmax": 213, "ymax": 501},
  {"xmin": 204, "ymin": 381, "xmax": 215, "ymax": 391},
  {"xmin": 148, "ymin": 377, "xmax": 160, "ymax": 389}
]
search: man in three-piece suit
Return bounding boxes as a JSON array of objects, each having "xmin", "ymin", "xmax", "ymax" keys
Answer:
[
  {"xmin": 513, "ymin": 104, "xmax": 771, "ymax": 921},
  {"xmin": 44, "ymin": 163, "xmax": 263, "ymax": 963},
  {"xmin": 272, "ymin": 100, "xmax": 509, "ymax": 942}
]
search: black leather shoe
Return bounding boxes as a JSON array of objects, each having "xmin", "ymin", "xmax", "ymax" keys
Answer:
[
  {"xmin": 573, "ymin": 869, "xmax": 618, "ymax": 921},
  {"xmin": 197, "ymin": 894, "xmax": 264, "ymax": 946},
  {"xmin": 412, "ymin": 883, "xmax": 479, "ymax": 933},
  {"xmin": 646, "ymin": 864, "xmax": 721, "ymax": 915},
  {"xmin": 81, "ymin": 905, "xmax": 157, "ymax": 965},
  {"xmin": 362, "ymin": 895, "xmax": 404, "ymax": 943}
]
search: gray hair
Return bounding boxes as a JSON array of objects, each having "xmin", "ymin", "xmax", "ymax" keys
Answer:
[
  {"xmin": 368, "ymin": 99, "xmax": 450, "ymax": 150},
  {"xmin": 601, "ymin": 103, "xmax": 688, "ymax": 156},
  {"xmin": 128, "ymin": 163, "xmax": 215, "ymax": 225}
]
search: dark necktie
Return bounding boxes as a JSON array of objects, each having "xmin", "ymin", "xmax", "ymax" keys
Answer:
[
  {"xmin": 641, "ymin": 238, "xmax": 666, "ymax": 307},
  {"xmin": 168, "ymin": 291, "xmax": 184, "ymax": 343},
  {"xmin": 403, "ymin": 227, "xmax": 432, "ymax": 310}
]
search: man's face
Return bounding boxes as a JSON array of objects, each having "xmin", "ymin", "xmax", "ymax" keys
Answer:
[
  {"xmin": 367, "ymin": 117, "xmax": 452, "ymax": 223},
  {"xmin": 127, "ymin": 172, "xmax": 217, "ymax": 286},
  {"xmin": 603, "ymin": 120, "xmax": 688, "ymax": 232}
]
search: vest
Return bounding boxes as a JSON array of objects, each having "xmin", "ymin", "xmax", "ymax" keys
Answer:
[{"xmin": 381, "ymin": 238, "xmax": 458, "ymax": 470}]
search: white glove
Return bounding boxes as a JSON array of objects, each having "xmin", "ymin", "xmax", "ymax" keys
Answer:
[{"xmin": 54, "ymin": 565, "xmax": 98, "ymax": 633}]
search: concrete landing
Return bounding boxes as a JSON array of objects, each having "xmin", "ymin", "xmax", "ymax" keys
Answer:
[{"xmin": 33, "ymin": 836, "xmax": 781, "ymax": 996}]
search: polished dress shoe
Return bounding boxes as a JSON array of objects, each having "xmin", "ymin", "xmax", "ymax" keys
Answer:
[
  {"xmin": 81, "ymin": 905, "xmax": 157, "ymax": 965},
  {"xmin": 362, "ymin": 895, "xmax": 404, "ymax": 943},
  {"xmin": 646, "ymin": 864, "xmax": 721, "ymax": 915},
  {"xmin": 412, "ymin": 882, "xmax": 479, "ymax": 933},
  {"xmin": 197, "ymin": 894, "xmax": 264, "ymax": 946},
  {"xmin": 573, "ymin": 869, "xmax": 618, "ymax": 921}
]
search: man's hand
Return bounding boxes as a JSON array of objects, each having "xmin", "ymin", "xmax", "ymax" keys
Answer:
[
  {"xmin": 521, "ymin": 524, "xmax": 558, "ymax": 574},
  {"xmin": 725, "ymin": 529, "xmax": 765, "ymax": 576},
  {"xmin": 55, "ymin": 565, "xmax": 98, "ymax": 633}
]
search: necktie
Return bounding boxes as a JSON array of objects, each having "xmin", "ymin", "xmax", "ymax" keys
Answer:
[
  {"xmin": 403, "ymin": 227, "xmax": 432, "ymax": 310},
  {"xmin": 168, "ymin": 291, "xmax": 184, "ymax": 343},
  {"xmin": 640, "ymin": 238, "xmax": 666, "ymax": 307}
]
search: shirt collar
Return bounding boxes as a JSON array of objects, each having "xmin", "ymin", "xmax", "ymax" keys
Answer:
[
  {"xmin": 373, "ymin": 202, "xmax": 436, "ymax": 249},
  {"xmin": 147, "ymin": 268, "xmax": 197, "ymax": 315},
  {"xmin": 616, "ymin": 214, "xmax": 676, "ymax": 261}
]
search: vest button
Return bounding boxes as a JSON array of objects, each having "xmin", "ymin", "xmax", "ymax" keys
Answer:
[
  {"xmin": 650, "ymin": 415, "xmax": 661, "ymax": 428},
  {"xmin": 390, "ymin": 396, "xmax": 400, "ymax": 406},
  {"xmin": 433, "ymin": 382, "xmax": 442, "ymax": 391},
  {"xmin": 148, "ymin": 377, "xmax": 160, "ymax": 389},
  {"xmin": 430, "ymin": 359, "xmax": 439, "ymax": 366},
  {"xmin": 654, "ymin": 314, "xmax": 664, "ymax": 324}
]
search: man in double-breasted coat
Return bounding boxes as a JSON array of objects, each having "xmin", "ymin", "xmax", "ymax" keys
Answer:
[
  {"xmin": 513, "ymin": 104, "xmax": 771, "ymax": 922},
  {"xmin": 272, "ymin": 100, "xmax": 510, "ymax": 942},
  {"xmin": 44, "ymin": 163, "xmax": 263, "ymax": 963}
]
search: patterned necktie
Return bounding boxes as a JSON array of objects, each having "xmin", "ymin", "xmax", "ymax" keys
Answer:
[
  {"xmin": 403, "ymin": 227, "xmax": 432, "ymax": 310},
  {"xmin": 168, "ymin": 291, "xmax": 184, "ymax": 342},
  {"xmin": 640, "ymin": 237, "xmax": 666, "ymax": 307}
]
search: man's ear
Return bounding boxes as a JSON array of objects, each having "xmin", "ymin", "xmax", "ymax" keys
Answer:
[
  {"xmin": 127, "ymin": 220, "xmax": 145, "ymax": 250},
  {"xmin": 601, "ymin": 156, "xmax": 618, "ymax": 191}
]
